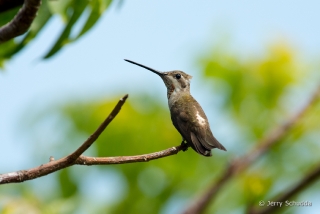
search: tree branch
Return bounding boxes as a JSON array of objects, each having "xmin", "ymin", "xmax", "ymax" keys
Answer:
[
  {"xmin": 183, "ymin": 84, "xmax": 320, "ymax": 214},
  {"xmin": 75, "ymin": 146, "xmax": 182, "ymax": 165},
  {"xmin": 0, "ymin": 0, "xmax": 41, "ymax": 44},
  {"xmin": 0, "ymin": 94, "xmax": 130, "ymax": 184},
  {"xmin": 67, "ymin": 94, "xmax": 130, "ymax": 162},
  {"xmin": 0, "ymin": 94, "xmax": 184, "ymax": 184},
  {"xmin": 249, "ymin": 163, "xmax": 320, "ymax": 214}
]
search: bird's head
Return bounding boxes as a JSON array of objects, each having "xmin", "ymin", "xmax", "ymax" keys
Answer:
[{"xmin": 125, "ymin": 59, "xmax": 192, "ymax": 98}]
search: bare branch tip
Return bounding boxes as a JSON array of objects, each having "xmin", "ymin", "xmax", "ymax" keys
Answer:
[{"xmin": 121, "ymin": 94, "xmax": 129, "ymax": 101}]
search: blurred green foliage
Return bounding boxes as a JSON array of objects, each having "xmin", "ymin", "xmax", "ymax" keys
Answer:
[
  {"xmin": 1, "ymin": 43, "xmax": 320, "ymax": 214},
  {"xmin": 202, "ymin": 43, "xmax": 305, "ymax": 138},
  {"xmin": 0, "ymin": 0, "xmax": 113, "ymax": 67}
]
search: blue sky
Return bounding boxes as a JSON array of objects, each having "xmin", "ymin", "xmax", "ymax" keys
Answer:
[{"xmin": 1, "ymin": 0, "xmax": 320, "ymax": 212}]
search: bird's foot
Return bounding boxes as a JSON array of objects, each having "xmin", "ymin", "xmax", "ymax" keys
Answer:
[{"xmin": 180, "ymin": 140, "xmax": 189, "ymax": 152}]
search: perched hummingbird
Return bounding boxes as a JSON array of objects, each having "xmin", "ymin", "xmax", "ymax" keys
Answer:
[{"xmin": 125, "ymin": 59, "xmax": 227, "ymax": 157}]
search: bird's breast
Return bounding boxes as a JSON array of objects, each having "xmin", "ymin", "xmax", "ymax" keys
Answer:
[{"xmin": 169, "ymin": 94, "xmax": 209, "ymax": 127}]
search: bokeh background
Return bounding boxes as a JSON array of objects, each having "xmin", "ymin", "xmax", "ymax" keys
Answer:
[{"xmin": 1, "ymin": 0, "xmax": 320, "ymax": 213}]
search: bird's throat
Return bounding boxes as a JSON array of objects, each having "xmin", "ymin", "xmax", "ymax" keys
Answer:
[{"xmin": 167, "ymin": 84, "xmax": 175, "ymax": 99}]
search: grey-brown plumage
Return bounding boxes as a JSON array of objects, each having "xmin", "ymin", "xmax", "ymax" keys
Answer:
[{"xmin": 125, "ymin": 59, "xmax": 227, "ymax": 157}]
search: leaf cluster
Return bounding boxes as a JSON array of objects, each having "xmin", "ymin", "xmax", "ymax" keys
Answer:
[{"xmin": 0, "ymin": 0, "xmax": 113, "ymax": 67}]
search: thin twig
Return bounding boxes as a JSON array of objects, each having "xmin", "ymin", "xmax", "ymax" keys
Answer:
[
  {"xmin": 0, "ymin": 94, "xmax": 129, "ymax": 184},
  {"xmin": 249, "ymin": 163, "xmax": 320, "ymax": 214},
  {"xmin": 0, "ymin": 0, "xmax": 41, "ymax": 44},
  {"xmin": 75, "ymin": 145, "xmax": 182, "ymax": 165},
  {"xmin": 68, "ymin": 94, "xmax": 129, "ymax": 162},
  {"xmin": 183, "ymin": 85, "xmax": 320, "ymax": 214}
]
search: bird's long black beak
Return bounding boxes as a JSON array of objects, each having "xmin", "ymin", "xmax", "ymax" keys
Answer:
[{"xmin": 124, "ymin": 59, "xmax": 166, "ymax": 76}]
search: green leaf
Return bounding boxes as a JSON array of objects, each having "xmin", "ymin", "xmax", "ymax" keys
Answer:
[
  {"xmin": 47, "ymin": 0, "xmax": 73, "ymax": 22},
  {"xmin": 29, "ymin": 0, "xmax": 52, "ymax": 33},
  {"xmin": 0, "ymin": 40, "xmax": 16, "ymax": 68},
  {"xmin": 43, "ymin": 0, "xmax": 89, "ymax": 59},
  {"xmin": 0, "ymin": 7, "xmax": 19, "ymax": 27},
  {"xmin": 75, "ymin": 0, "xmax": 112, "ymax": 39}
]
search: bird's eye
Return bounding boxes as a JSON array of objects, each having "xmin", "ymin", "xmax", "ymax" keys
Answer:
[{"xmin": 175, "ymin": 74, "xmax": 181, "ymax": 79}]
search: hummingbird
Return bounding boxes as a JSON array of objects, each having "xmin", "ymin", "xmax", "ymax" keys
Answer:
[{"xmin": 125, "ymin": 59, "xmax": 226, "ymax": 157}]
